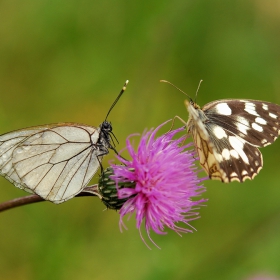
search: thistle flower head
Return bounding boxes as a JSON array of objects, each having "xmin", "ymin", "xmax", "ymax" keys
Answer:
[{"xmin": 98, "ymin": 120, "xmax": 207, "ymax": 247}]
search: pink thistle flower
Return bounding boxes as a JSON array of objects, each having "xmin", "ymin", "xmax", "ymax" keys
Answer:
[{"xmin": 101, "ymin": 120, "xmax": 207, "ymax": 247}]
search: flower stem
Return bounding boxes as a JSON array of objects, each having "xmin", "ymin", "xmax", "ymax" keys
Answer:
[
  {"xmin": 0, "ymin": 184, "xmax": 100, "ymax": 213},
  {"xmin": 0, "ymin": 195, "xmax": 44, "ymax": 212}
]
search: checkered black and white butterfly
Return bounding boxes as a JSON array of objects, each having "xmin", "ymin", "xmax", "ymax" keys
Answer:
[
  {"xmin": 0, "ymin": 80, "xmax": 128, "ymax": 203},
  {"xmin": 161, "ymin": 80, "xmax": 280, "ymax": 182}
]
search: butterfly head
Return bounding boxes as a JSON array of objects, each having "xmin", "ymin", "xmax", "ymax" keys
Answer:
[
  {"xmin": 98, "ymin": 80, "xmax": 128, "ymax": 153},
  {"xmin": 99, "ymin": 120, "xmax": 119, "ymax": 154},
  {"xmin": 185, "ymin": 99, "xmax": 200, "ymax": 109},
  {"xmin": 185, "ymin": 99, "xmax": 203, "ymax": 126},
  {"xmin": 100, "ymin": 120, "xmax": 112, "ymax": 134},
  {"xmin": 99, "ymin": 120, "xmax": 113, "ymax": 146}
]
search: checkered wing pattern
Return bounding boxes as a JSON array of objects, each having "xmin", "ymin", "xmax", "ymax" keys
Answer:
[{"xmin": 186, "ymin": 99, "xmax": 280, "ymax": 182}]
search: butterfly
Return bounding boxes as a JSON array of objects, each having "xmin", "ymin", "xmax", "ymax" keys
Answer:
[
  {"xmin": 0, "ymin": 80, "xmax": 128, "ymax": 203},
  {"xmin": 161, "ymin": 80, "xmax": 280, "ymax": 182}
]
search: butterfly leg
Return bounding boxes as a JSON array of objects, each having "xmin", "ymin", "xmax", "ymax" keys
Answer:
[
  {"xmin": 105, "ymin": 140, "xmax": 128, "ymax": 162},
  {"xmin": 168, "ymin": 115, "xmax": 188, "ymax": 132},
  {"xmin": 163, "ymin": 116, "xmax": 189, "ymax": 148},
  {"xmin": 168, "ymin": 115, "xmax": 188, "ymax": 141}
]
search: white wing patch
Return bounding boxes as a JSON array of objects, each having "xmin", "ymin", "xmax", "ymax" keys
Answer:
[
  {"xmin": 255, "ymin": 117, "xmax": 267, "ymax": 125},
  {"xmin": 269, "ymin": 112, "xmax": 277, "ymax": 119},
  {"xmin": 244, "ymin": 102, "xmax": 259, "ymax": 116},
  {"xmin": 213, "ymin": 126, "xmax": 227, "ymax": 139},
  {"xmin": 0, "ymin": 124, "xmax": 103, "ymax": 203},
  {"xmin": 221, "ymin": 148, "xmax": 230, "ymax": 160},
  {"xmin": 252, "ymin": 122, "xmax": 263, "ymax": 132},
  {"xmin": 228, "ymin": 136, "xmax": 249, "ymax": 164},
  {"xmin": 235, "ymin": 117, "xmax": 250, "ymax": 135},
  {"xmin": 214, "ymin": 103, "xmax": 232, "ymax": 115}
]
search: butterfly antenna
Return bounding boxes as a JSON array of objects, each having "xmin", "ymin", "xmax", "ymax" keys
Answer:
[
  {"xmin": 105, "ymin": 80, "xmax": 129, "ymax": 121},
  {"xmin": 160, "ymin": 80, "xmax": 192, "ymax": 100},
  {"xmin": 194, "ymin": 80, "xmax": 203, "ymax": 103}
]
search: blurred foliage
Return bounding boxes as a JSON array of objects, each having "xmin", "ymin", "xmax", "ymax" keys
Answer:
[{"xmin": 1, "ymin": 0, "xmax": 280, "ymax": 279}]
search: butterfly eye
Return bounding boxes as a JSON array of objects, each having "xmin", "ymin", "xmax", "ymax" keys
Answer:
[{"xmin": 101, "ymin": 121, "xmax": 112, "ymax": 132}]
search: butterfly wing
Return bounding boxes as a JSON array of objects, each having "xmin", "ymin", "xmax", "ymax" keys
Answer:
[
  {"xmin": 189, "ymin": 122, "xmax": 223, "ymax": 180},
  {"xmin": 205, "ymin": 122, "xmax": 264, "ymax": 182},
  {"xmin": 203, "ymin": 99, "xmax": 280, "ymax": 147},
  {"xmin": 187, "ymin": 99, "xmax": 280, "ymax": 182},
  {"xmin": 0, "ymin": 123, "xmax": 103, "ymax": 203}
]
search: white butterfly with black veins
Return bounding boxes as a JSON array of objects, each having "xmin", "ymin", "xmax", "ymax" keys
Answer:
[
  {"xmin": 161, "ymin": 80, "xmax": 280, "ymax": 182},
  {"xmin": 0, "ymin": 80, "xmax": 128, "ymax": 203}
]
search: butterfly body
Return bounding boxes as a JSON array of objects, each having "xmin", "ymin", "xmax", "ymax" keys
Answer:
[
  {"xmin": 185, "ymin": 98, "xmax": 280, "ymax": 182},
  {"xmin": 0, "ymin": 80, "xmax": 129, "ymax": 203}
]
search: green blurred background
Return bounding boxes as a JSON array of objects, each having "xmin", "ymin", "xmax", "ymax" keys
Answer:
[{"xmin": 1, "ymin": 0, "xmax": 280, "ymax": 279}]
